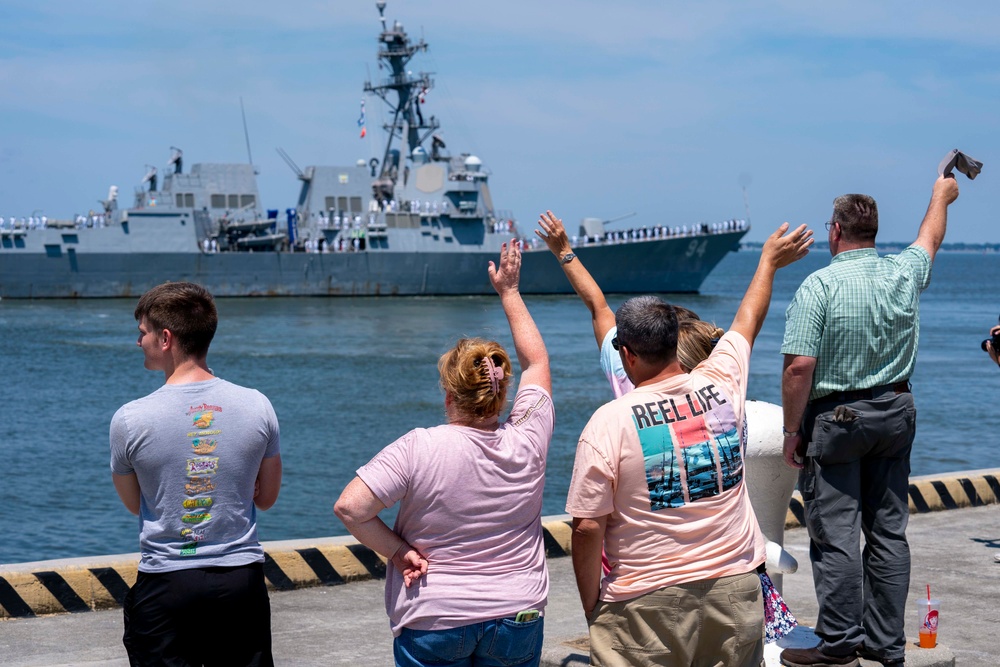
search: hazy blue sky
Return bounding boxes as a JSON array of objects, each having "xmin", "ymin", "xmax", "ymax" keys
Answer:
[{"xmin": 1, "ymin": 0, "xmax": 997, "ymax": 243}]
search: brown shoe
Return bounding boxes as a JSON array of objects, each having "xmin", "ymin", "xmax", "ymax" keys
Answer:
[{"xmin": 780, "ymin": 645, "xmax": 861, "ymax": 667}]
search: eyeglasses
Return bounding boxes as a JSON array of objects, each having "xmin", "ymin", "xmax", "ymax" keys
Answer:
[
  {"xmin": 824, "ymin": 220, "xmax": 837, "ymax": 231},
  {"xmin": 611, "ymin": 335, "xmax": 623, "ymax": 351}
]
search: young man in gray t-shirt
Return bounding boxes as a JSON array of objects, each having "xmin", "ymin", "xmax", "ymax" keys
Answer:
[{"xmin": 111, "ymin": 281, "xmax": 282, "ymax": 666}]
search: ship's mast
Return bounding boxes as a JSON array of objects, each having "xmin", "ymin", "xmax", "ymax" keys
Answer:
[{"xmin": 364, "ymin": 1, "xmax": 440, "ymax": 184}]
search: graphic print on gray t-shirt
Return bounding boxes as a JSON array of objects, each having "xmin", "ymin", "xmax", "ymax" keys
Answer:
[{"xmin": 110, "ymin": 378, "xmax": 280, "ymax": 573}]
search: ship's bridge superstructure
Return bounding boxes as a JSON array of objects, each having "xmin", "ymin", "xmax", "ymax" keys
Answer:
[{"xmin": 294, "ymin": 3, "xmax": 507, "ymax": 254}]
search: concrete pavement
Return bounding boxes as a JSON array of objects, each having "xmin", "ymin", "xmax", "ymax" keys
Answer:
[{"xmin": 2, "ymin": 503, "xmax": 998, "ymax": 666}]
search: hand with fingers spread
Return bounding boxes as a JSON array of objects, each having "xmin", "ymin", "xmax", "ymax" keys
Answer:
[
  {"xmin": 535, "ymin": 209, "xmax": 617, "ymax": 347},
  {"xmin": 535, "ymin": 210, "xmax": 573, "ymax": 259},
  {"xmin": 488, "ymin": 238, "xmax": 522, "ymax": 296},
  {"xmin": 761, "ymin": 222, "xmax": 814, "ymax": 270}
]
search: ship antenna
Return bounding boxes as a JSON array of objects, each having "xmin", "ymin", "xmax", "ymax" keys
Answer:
[
  {"xmin": 240, "ymin": 96, "xmax": 254, "ymax": 166},
  {"xmin": 377, "ymin": 1, "xmax": 387, "ymax": 31},
  {"xmin": 275, "ymin": 147, "xmax": 304, "ymax": 179}
]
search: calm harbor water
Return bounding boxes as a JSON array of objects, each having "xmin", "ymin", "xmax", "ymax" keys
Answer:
[{"xmin": 3, "ymin": 250, "xmax": 1000, "ymax": 565}]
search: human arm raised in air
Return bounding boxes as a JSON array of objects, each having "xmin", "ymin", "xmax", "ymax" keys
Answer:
[
  {"xmin": 729, "ymin": 222, "xmax": 813, "ymax": 347},
  {"xmin": 912, "ymin": 175, "xmax": 960, "ymax": 262},
  {"xmin": 535, "ymin": 211, "xmax": 616, "ymax": 348},
  {"xmin": 489, "ymin": 238, "xmax": 551, "ymax": 394}
]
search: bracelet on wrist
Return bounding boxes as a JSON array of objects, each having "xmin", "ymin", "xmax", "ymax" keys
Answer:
[{"xmin": 781, "ymin": 427, "xmax": 799, "ymax": 438}]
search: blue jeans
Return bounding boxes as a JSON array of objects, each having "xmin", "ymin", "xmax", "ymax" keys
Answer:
[{"xmin": 393, "ymin": 616, "xmax": 544, "ymax": 667}]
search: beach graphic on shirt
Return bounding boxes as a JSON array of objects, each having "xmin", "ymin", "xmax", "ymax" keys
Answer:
[{"xmin": 632, "ymin": 383, "xmax": 743, "ymax": 510}]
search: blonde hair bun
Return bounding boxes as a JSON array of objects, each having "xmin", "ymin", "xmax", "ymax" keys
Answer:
[{"xmin": 438, "ymin": 338, "xmax": 512, "ymax": 420}]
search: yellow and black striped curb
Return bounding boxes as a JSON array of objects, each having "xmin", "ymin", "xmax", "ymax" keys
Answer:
[
  {"xmin": 785, "ymin": 468, "xmax": 1000, "ymax": 529},
  {"xmin": 4, "ymin": 468, "xmax": 996, "ymax": 622},
  {"xmin": 0, "ymin": 519, "xmax": 574, "ymax": 621}
]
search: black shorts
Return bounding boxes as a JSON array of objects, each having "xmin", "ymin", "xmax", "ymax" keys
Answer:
[{"xmin": 123, "ymin": 562, "xmax": 273, "ymax": 667}]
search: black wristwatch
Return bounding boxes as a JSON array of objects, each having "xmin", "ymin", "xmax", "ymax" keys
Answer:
[{"xmin": 560, "ymin": 252, "xmax": 577, "ymax": 265}]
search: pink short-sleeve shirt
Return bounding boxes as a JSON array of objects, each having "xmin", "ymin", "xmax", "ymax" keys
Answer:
[
  {"xmin": 358, "ymin": 384, "xmax": 554, "ymax": 635},
  {"xmin": 567, "ymin": 331, "xmax": 765, "ymax": 601}
]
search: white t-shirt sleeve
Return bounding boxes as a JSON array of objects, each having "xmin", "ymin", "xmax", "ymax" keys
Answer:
[{"xmin": 600, "ymin": 326, "xmax": 633, "ymax": 399}]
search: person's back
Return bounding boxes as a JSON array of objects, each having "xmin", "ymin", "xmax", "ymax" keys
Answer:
[
  {"xmin": 779, "ymin": 176, "xmax": 959, "ymax": 667},
  {"xmin": 110, "ymin": 281, "xmax": 282, "ymax": 667},
  {"xmin": 358, "ymin": 380, "xmax": 552, "ymax": 635},
  {"xmin": 336, "ymin": 240, "xmax": 553, "ymax": 667},
  {"xmin": 112, "ymin": 378, "xmax": 279, "ymax": 569},
  {"xmin": 574, "ymin": 328, "xmax": 764, "ymax": 601},
  {"xmin": 566, "ymin": 223, "xmax": 812, "ymax": 666},
  {"xmin": 785, "ymin": 245, "xmax": 929, "ymax": 400}
]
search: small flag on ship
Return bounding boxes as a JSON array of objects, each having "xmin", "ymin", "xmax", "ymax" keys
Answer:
[{"xmin": 358, "ymin": 100, "xmax": 366, "ymax": 138}]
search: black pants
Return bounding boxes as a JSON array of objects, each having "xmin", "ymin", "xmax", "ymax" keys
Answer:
[{"xmin": 123, "ymin": 562, "xmax": 274, "ymax": 667}]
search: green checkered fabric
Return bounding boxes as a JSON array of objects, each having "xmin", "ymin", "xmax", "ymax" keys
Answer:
[{"xmin": 781, "ymin": 246, "xmax": 932, "ymax": 400}]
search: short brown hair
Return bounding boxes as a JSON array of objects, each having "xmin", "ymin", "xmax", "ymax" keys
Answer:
[
  {"xmin": 615, "ymin": 296, "xmax": 679, "ymax": 365},
  {"xmin": 134, "ymin": 282, "xmax": 218, "ymax": 358},
  {"xmin": 832, "ymin": 194, "xmax": 878, "ymax": 242},
  {"xmin": 438, "ymin": 338, "xmax": 512, "ymax": 420}
]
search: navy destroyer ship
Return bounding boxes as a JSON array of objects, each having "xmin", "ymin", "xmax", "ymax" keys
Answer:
[{"xmin": 0, "ymin": 2, "xmax": 748, "ymax": 299}]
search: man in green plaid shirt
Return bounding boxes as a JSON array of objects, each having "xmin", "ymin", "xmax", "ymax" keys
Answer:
[{"xmin": 778, "ymin": 175, "xmax": 959, "ymax": 667}]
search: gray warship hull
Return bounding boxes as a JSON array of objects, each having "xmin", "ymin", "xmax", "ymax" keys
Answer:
[
  {"xmin": 1, "ymin": 2, "xmax": 750, "ymax": 299},
  {"xmin": 0, "ymin": 223, "xmax": 745, "ymax": 298}
]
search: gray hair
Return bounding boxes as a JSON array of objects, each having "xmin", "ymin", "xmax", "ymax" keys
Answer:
[
  {"xmin": 615, "ymin": 296, "xmax": 679, "ymax": 364},
  {"xmin": 832, "ymin": 193, "xmax": 878, "ymax": 243}
]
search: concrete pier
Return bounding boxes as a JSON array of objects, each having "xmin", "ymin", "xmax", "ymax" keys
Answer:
[{"xmin": 1, "ymin": 470, "xmax": 998, "ymax": 666}]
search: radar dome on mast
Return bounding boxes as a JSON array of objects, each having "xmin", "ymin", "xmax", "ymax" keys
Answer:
[{"xmin": 464, "ymin": 155, "xmax": 482, "ymax": 172}]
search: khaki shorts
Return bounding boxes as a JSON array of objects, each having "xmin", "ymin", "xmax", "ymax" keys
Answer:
[{"xmin": 588, "ymin": 571, "xmax": 763, "ymax": 667}]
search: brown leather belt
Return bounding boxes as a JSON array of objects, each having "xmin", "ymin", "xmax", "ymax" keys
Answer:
[{"xmin": 813, "ymin": 380, "xmax": 910, "ymax": 404}]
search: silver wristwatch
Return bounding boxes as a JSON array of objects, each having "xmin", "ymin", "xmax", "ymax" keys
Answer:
[{"xmin": 560, "ymin": 252, "xmax": 577, "ymax": 265}]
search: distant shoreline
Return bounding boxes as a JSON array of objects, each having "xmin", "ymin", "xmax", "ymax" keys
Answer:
[{"xmin": 740, "ymin": 241, "xmax": 1000, "ymax": 253}]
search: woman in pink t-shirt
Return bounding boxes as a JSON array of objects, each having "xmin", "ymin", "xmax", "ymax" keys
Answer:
[{"xmin": 335, "ymin": 239, "xmax": 554, "ymax": 667}]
